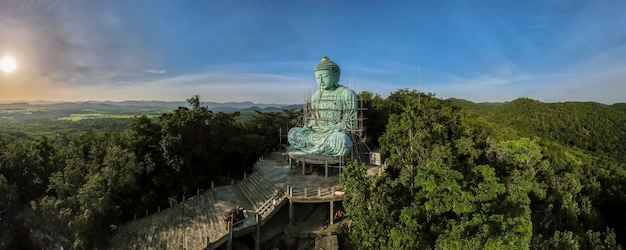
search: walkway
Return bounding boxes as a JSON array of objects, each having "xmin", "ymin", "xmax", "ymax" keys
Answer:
[
  {"xmin": 108, "ymin": 151, "xmax": 343, "ymax": 249},
  {"xmin": 109, "ymin": 169, "xmax": 285, "ymax": 249}
]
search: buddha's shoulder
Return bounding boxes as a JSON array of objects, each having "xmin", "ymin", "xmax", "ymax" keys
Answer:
[
  {"xmin": 335, "ymin": 85, "xmax": 357, "ymax": 96},
  {"xmin": 312, "ymin": 86, "xmax": 356, "ymax": 98}
]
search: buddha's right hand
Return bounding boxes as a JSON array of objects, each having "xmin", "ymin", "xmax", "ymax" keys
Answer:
[{"xmin": 305, "ymin": 120, "xmax": 317, "ymax": 129}]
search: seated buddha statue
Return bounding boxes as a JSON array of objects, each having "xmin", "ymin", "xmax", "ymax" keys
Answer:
[{"xmin": 288, "ymin": 56, "xmax": 358, "ymax": 157}]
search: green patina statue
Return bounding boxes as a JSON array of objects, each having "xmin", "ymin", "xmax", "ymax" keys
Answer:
[{"xmin": 288, "ymin": 56, "xmax": 358, "ymax": 157}]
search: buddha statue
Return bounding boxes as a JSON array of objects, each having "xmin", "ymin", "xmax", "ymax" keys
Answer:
[{"xmin": 288, "ymin": 56, "xmax": 358, "ymax": 157}]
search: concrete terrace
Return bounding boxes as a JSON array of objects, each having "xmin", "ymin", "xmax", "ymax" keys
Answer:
[{"xmin": 108, "ymin": 151, "xmax": 350, "ymax": 249}]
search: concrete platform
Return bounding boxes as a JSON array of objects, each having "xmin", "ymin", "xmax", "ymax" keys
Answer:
[
  {"xmin": 109, "ymin": 151, "xmax": 363, "ymax": 249},
  {"xmin": 286, "ymin": 148, "xmax": 349, "ymax": 165}
]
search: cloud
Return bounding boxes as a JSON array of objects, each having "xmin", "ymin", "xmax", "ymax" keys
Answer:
[
  {"xmin": 67, "ymin": 69, "xmax": 316, "ymax": 103},
  {"xmin": 144, "ymin": 69, "xmax": 166, "ymax": 74},
  {"xmin": 422, "ymin": 62, "xmax": 625, "ymax": 104},
  {"xmin": 532, "ymin": 43, "xmax": 626, "ymax": 104},
  {"xmin": 418, "ymin": 68, "xmax": 567, "ymax": 103},
  {"xmin": 536, "ymin": 72, "xmax": 625, "ymax": 104},
  {"xmin": 0, "ymin": 1, "xmax": 161, "ymax": 89}
]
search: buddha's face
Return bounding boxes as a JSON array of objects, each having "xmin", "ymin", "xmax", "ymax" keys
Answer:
[{"xmin": 315, "ymin": 69, "xmax": 337, "ymax": 91}]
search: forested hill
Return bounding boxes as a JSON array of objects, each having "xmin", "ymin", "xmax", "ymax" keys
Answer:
[
  {"xmin": 450, "ymin": 98, "xmax": 626, "ymax": 161},
  {"xmin": 344, "ymin": 91, "xmax": 626, "ymax": 249},
  {"xmin": 611, "ymin": 103, "xmax": 626, "ymax": 115}
]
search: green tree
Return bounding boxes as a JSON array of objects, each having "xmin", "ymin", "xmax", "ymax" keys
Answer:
[
  {"xmin": 159, "ymin": 95, "xmax": 220, "ymax": 193},
  {"xmin": 246, "ymin": 110, "xmax": 297, "ymax": 151},
  {"xmin": 342, "ymin": 161, "xmax": 399, "ymax": 249},
  {"xmin": 358, "ymin": 91, "xmax": 386, "ymax": 145},
  {"xmin": 344, "ymin": 91, "xmax": 541, "ymax": 249},
  {"xmin": 43, "ymin": 131, "xmax": 141, "ymax": 249}
]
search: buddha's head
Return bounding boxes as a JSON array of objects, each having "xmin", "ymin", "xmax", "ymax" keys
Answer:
[{"xmin": 314, "ymin": 56, "xmax": 340, "ymax": 91}]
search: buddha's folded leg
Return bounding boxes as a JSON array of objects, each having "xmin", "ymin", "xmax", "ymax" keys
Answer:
[
  {"xmin": 288, "ymin": 127, "xmax": 311, "ymax": 150},
  {"xmin": 318, "ymin": 131, "xmax": 353, "ymax": 157},
  {"xmin": 289, "ymin": 128, "xmax": 353, "ymax": 157}
]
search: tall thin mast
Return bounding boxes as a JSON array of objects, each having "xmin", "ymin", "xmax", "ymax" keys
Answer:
[{"xmin": 418, "ymin": 65, "xmax": 421, "ymax": 109}]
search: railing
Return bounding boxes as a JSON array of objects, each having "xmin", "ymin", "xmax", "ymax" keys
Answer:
[
  {"xmin": 256, "ymin": 189, "xmax": 286, "ymax": 217},
  {"xmin": 286, "ymin": 186, "xmax": 344, "ymax": 200}
]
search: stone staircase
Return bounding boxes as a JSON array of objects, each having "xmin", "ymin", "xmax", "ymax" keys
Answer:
[
  {"xmin": 108, "ymin": 153, "xmax": 308, "ymax": 249},
  {"xmin": 109, "ymin": 186, "xmax": 235, "ymax": 249},
  {"xmin": 236, "ymin": 172, "xmax": 284, "ymax": 218}
]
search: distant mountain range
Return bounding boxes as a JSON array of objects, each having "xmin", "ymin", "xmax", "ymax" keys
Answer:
[{"xmin": 0, "ymin": 100, "xmax": 302, "ymax": 112}]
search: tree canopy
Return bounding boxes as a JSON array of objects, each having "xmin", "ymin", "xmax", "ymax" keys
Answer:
[
  {"xmin": 342, "ymin": 91, "xmax": 625, "ymax": 249},
  {"xmin": 0, "ymin": 96, "xmax": 298, "ymax": 249}
]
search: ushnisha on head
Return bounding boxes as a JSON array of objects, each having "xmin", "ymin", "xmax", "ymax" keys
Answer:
[{"xmin": 314, "ymin": 56, "xmax": 341, "ymax": 90}]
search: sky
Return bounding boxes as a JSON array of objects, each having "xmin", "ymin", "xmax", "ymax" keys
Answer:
[{"xmin": 0, "ymin": 0, "xmax": 625, "ymax": 104}]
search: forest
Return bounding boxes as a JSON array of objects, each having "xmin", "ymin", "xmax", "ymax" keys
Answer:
[
  {"xmin": 1, "ymin": 91, "xmax": 626, "ymax": 249},
  {"xmin": 344, "ymin": 90, "xmax": 626, "ymax": 249},
  {"xmin": 0, "ymin": 96, "xmax": 300, "ymax": 249}
]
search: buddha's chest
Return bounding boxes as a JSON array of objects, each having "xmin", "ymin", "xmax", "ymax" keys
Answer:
[
  {"xmin": 312, "ymin": 92, "xmax": 342, "ymax": 109},
  {"xmin": 311, "ymin": 91, "xmax": 344, "ymax": 121}
]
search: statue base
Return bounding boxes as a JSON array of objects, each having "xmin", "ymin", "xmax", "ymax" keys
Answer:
[{"xmin": 286, "ymin": 147, "xmax": 351, "ymax": 166}]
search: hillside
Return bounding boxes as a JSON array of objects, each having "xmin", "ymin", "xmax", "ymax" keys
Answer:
[
  {"xmin": 344, "ymin": 92, "xmax": 626, "ymax": 249},
  {"xmin": 449, "ymin": 98, "xmax": 626, "ymax": 157}
]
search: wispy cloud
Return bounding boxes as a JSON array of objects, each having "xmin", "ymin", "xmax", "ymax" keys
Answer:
[
  {"xmin": 421, "ymin": 69, "xmax": 567, "ymax": 103},
  {"xmin": 144, "ymin": 69, "xmax": 166, "ymax": 74},
  {"xmin": 86, "ymin": 70, "xmax": 315, "ymax": 103}
]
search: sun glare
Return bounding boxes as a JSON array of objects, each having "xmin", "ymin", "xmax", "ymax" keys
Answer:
[{"xmin": 1, "ymin": 56, "xmax": 17, "ymax": 73}]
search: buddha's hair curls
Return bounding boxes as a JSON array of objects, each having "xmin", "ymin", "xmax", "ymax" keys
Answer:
[{"xmin": 314, "ymin": 56, "xmax": 341, "ymax": 82}]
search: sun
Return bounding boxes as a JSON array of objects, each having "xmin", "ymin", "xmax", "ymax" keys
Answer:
[{"xmin": 1, "ymin": 56, "xmax": 17, "ymax": 73}]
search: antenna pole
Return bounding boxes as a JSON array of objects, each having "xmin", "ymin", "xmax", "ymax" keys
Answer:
[{"xmin": 418, "ymin": 65, "xmax": 421, "ymax": 109}]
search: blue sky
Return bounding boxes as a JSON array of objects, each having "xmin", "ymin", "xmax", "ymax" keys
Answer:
[{"xmin": 0, "ymin": 0, "xmax": 624, "ymax": 104}]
